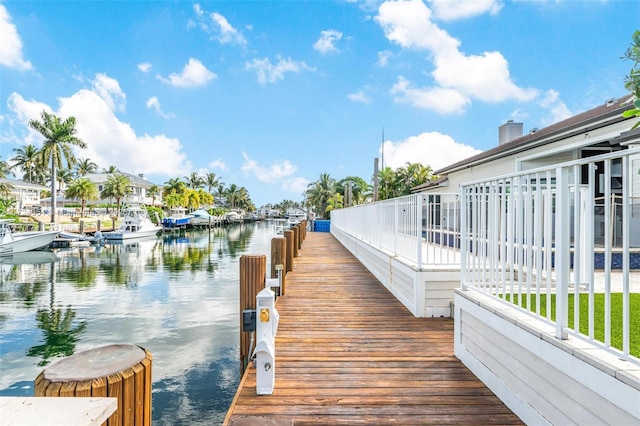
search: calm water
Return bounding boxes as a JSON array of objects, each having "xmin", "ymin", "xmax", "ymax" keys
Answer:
[{"xmin": 0, "ymin": 221, "xmax": 278, "ymax": 425}]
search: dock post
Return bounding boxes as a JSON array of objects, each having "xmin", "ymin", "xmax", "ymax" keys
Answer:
[
  {"xmin": 97, "ymin": 220, "xmax": 102, "ymax": 232},
  {"xmin": 284, "ymin": 230, "xmax": 294, "ymax": 272},
  {"xmin": 239, "ymin": 254, "xmax": 266, "ymax": 375},
  {"xmin": 292, "ymin": 226, "xmax": 300, "ymax": 258},
  {"xmin": 271, "ymin": 237, "xmax": 287, "ymax": 296},
  {"xmin": 79, "ymin": 220, "xmax": 84, "ymax": 234},
  {"xmin": 34, "ymin": 344, "xmax": 152, "ymax": 426}
]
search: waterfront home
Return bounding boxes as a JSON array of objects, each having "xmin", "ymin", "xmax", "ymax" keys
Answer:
[
  {"xmin": 0, "ymin": 178, "xmax": 48, "ymax": 215},
  {"xmin": 330, "ymin": 96, "xmax": 640, "ymax": 424},
  {"xmin": 85, "ymin": 172, "xmax": 162, "ymax": 206}
]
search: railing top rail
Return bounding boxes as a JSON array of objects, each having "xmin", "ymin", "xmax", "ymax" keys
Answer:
[{"xmin": 459, "ymin": 146, "xmax": 640, "ymax": 189}]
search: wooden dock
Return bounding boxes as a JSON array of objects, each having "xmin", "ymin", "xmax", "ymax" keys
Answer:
[{"xmin": 224, "ymin": 232, "xmax": 522, "ymax": 425}]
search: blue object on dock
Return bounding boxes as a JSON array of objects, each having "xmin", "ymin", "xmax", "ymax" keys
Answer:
[{"xmin": 313, "ymin": 220, "xmax": 330, "ymax": 232}]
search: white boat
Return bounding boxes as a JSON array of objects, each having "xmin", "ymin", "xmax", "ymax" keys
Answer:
[
  {"xmin": 226, "ymin": 209, "xmax": 245, "ymax": 224},
  {"xmin": 190, "ymin": 209, "xmax": 215, "ymax": 226},
  {"xmin": 0, "ymin": 220, "xmax": 59, "ymax": 255},
  {"xmin": 102, "ymin": 206, "xmax": 162, "ymax": 241},
  {"xmin": 287, "ymin": 212, "xmax": 307, "ymax": 226}
]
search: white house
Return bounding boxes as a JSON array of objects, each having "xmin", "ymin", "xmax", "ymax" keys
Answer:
[
  {"xmin": 85, "ymin": 172, "xmax": 162, "ymax": 206},
  {"xmin": 330, "ymin": 96, "xmax": 640, "ymax": 424},
  {"xmin": 0, "ymin": 178, "xmax": 48, "ymax": 213}
]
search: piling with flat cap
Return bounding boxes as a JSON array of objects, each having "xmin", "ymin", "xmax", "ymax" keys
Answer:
[
  {"xmin": 292, "ymin": 226, "xmax": 300, "ymax": 258},
  {"xmin": 34, "ymin": 343, "xmax": 153, "ymax": 426},
  {"xmin": 239, "ymin": 254, "xmax": 266, "ymax": 374},
  {"xmin": 270, "ymin": 237, "xmax": 287, "ymax": 296},
  {"xmin": 284, "ymin": 230, "xmax": 294, "ymax": 272}
]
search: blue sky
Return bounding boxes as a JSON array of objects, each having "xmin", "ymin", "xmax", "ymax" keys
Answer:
[{"xmin": 1, "ymin": 0, "xmax": 638, "ymax": 207}]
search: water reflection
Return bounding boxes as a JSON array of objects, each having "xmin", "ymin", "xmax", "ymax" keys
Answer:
[{"xmin": 0, "ymin": 222, "xmax": 277, "ymax": 424}]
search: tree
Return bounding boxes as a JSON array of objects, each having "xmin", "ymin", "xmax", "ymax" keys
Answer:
[
  {"xmin": 75, "ymin": 158, "xmax": 98, "ymax": 176},
  {"xmin": 65, "ymin": 177, "xmax": 98, "ymax": 217},
  {"xmin": 204, "ymin": 172, "xmax": 223, "ymax": 196},
  {"xmin": 147, "ymin": 184, "xmax": 160, "ymax": 206},
  {"xmin": 102, "ymin": 165, "xmax": 119, "ymax": 174},
  {"xmin": 326, "ymin": 192, "xmax": 344, "ymax": 213},
  {"xmin": 623, "ymin": 30, "xmax": 640, "ymax": 129},
  {"xmin": 304, "ymin": 173, "xmax": 336, "ymax": 218},
  {"xmin": 184, "ymin": 172, "xmax": 204, "ymax": 189},
  {"xmin": 28, "ymin": 111, "xmax": 86, "ymax": 223},
  {"xmin": 10, "ymin": 144, "xmax": 40, "ymax": 183},
  {"xmin": 163, "ymin": 177, "xmax": 186, "ymax": 198},
  {"xmin": 0, "ymin": 156, "xmax": 14, "ymax": 198},
  {"xmin": 100, "ymin": 173, "xmax": 132, "ymax": 216},
  {"xmin": 224, "ymin": 184, "xmax": 242, "ymax": 208},
  {"xmin": 337, "ymin": 176, "xmax": 372, "ymax": 206}
]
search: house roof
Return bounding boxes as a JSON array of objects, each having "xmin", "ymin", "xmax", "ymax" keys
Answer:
[
  {"xmin": 0, "ymin": 178, "xmax": 48, "ymax": 191},
  {"xmin": 432, "ymin": 95, "xmax": 636, "ymax": 176},
  {"xmin": 85, "ymin": 172, "xmax": 159, "ymax": 187}
]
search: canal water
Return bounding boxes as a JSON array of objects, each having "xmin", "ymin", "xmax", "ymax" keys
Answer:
[{"xmin": 0, "ymin": 221, "xmax": 279, "ymax": 425}]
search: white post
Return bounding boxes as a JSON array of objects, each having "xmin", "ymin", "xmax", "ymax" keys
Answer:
[
  {"xmin": 253, "ymin": 288, "xmax": 279, "ymax": 394},
  {"xmin": 555, "ymin": 167, "xmax": 569, "ymax": 340}
]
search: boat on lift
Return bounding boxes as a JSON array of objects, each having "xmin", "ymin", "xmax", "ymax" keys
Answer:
[{"xmin": 102, "ymin": 206, "xmax": 162, "ymax": 241}]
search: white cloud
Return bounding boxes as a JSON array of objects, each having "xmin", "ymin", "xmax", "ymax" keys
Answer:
[
  {"xmin": 245, "ymin": 56, "xmax": 315, "ymax": 85},
  {"xmin": 3, "ymin": 93, "xmax": 52, "ymax": 145},
  {"xmin": 0, "ymin": 5, "xmax": 33, "ymax": 70},
  {"xmin": 376, "ymin": 0, "xmax": 460, "ymax": 55},
  {"xmin": 92, "ymin": 73, "xmax": 126, "ymax": 112},
  {"xmin": 145, "ymin": 96, "xmax": 176, "ymax": 119},
  {"xmin": 282, "ymin": 176, "xmax": 309, "ymax": 195},
  {"xmin": 381, "ymin": 131, "xmax": 482, "ymax": 171},
  {"xmin": 539, "ymin": 89, "xmax": 572, "ymax": 126},
  {"xmin": 210, "ymin": 12, "xmax": 247, "ymax": 45},
  {"xmin": 138, "ymin": 62, "xmax": 152, "ymax": 73},
  {"xmin": 241, "ymin": 152, "xmax": 297, "ymax": 183},
  {"xmin": 157, "ymin": 58, "xmax": 217, "ymax": 88},
  {"xmin": 376, "ymin": 0, "xmax": 537, "ymax": 113},
  {"xmin": 313, "ymin": 30, "xmax": 343, "ymax": 54},
  {"xmin": 429, "ymin": 0, "xmax": 502, "ymax": 21},
  {"xmin": 193, "ymin": 3, "xmax": 204, "ymax": 18},
  {"xmin": 347, "ymin": 91, "xmax": 372, "ymax": 104},
  {"xmin": 390, "ymin": 76, "xmax": 470, "ymax": 114},
  {"xmin": 432, "ymin": 51, "xmax": 538, "ymax": 103},
  {"xmin": 377, "ymin": 50, "xmax": 393, "ymax": 66},
  {"xmin": 6, "ymin": 76, "xmax": 192, "ymax": 178},
  {"xmin": 208, "ymin": 158, "xmax": 228, "ymax": 171}
]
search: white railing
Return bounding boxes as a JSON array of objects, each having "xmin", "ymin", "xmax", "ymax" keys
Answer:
[
  {"xmin": 460, "ymin": 148, "xmax": 640, "ymax": 363},
  {"xmin": 331, "ymin": 193, "xmax": 461, "ymax": 268}
]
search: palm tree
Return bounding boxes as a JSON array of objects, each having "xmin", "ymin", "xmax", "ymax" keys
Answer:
[
  {"xmin": 75, "ymin": 158, "xmax": 98, "ymax": 176},
  {"xmin": 304, "ymin": 173, "xmax": 336, "ymax": 218},
  {"xmin": 55, "ymin": 168, "xmax": 74, "ymax": 196},
  {"xmin": 337, "ymin": 176, "xmax": 372, "ymax": 206},
  {"xmin": 147, "ymin": 184, "xmax": 160, "ymax": 206},
  {"xmin": 204, "ymin": 172, "xmax": 223, "ymax": 195},
  {"xmin": 65, "ymin": 177, "xmax": 98, "ymax": 217},
  {"xmin": 10, "ymin": 144, "xmax": 40, "ymax": 183},
  {"xmin": 224, "ymin": 184, "xmax": 242, "ymax": 209},
  {"xmin": 184, "ymin": 172, "xmax": 204, "ymax": 190},
  {"xmin": 102, "ymin": 165, "xmax": 119, "ymax": 174},
  {"xmin": 100, "ymin": 173, "xmax": 131, "ymax": 216},
  {"xmin": 28, "ymin": 111, "xmax": 86, "ymax": 223},
  {"xmin": 163, "ymin": 178, "xmax": 186, "ymax": 198},
  {"xmin": 0, "ymin": 156, "xmax": 13, "ymax": 197},
  {"xmin": 378, "ymin": 167, "xmax": 398, "ymax": 200}
]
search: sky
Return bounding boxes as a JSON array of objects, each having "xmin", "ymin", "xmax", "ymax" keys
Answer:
[{"xmin": 1, "ymin": 0, "xmax": 638, "ymax": 207}]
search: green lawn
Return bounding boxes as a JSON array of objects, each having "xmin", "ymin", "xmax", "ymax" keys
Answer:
[{"xmin": 503, "ymin": 293, "xmax": 639, "ymax": 358}]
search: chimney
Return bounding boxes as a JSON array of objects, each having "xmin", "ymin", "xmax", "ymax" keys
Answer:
[{"xmin": 499, "ymin": 120, "xmax": 523, "ymax": 145}]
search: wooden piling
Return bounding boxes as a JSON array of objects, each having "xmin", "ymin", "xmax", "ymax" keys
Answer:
[
  {"xmin": 270, "ymin": 237, "xmax": 287, "ymax": 296},
  {"xmin": 34, "ymin": 344, "xmax": 153, "ymax": 426},
  {"xmin": 284, "ymin": 230, "xmax": 294, "ymax": 272},
  {"xmin": 79, "ymin": 220, "xmax": 85, "ymax": 234},
  {"xmin": 292, "ymin": 226, "xmax": 300, "ymax": 258},
  {"xmin": 239, "ymin": 254, "xmax": 266, "ymax": 375},
  {"xmin": 97, "ymin": 220, "xmax": 102, "ymax": 232}
]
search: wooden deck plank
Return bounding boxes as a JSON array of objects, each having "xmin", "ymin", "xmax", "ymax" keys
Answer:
[{"xmin": 224, "ymin": 232, "xmax": 522, "ymax": 425}]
